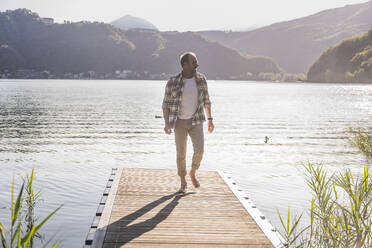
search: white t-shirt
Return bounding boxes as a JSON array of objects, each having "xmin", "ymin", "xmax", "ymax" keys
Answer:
[{"xmin": 178, "ymin": 77, "xmax": 198, "ymax": 119}]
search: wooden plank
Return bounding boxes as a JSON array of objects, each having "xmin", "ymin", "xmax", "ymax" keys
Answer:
[
  {"xmin": 103, "ymin": 243, "xmax": 273, "ymax": 248},
  {"xmin": 88, "ymin": 168, "xmax": 286, "ymax": 247}
]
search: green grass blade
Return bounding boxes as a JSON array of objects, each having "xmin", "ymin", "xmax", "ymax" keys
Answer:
[
  {"xmin": 17, "ymin": 225, "xmax": 21, "ymax": 247},
  {"xmin": 277, "ymin": 209, "xmax": 289, "ymax": 239},
  {"xmin": 40, "ymin": 232, "xmax": 61, "ymax": 248},
  {"xmin": 22, "ymin": 224, "xmax": 37, "ymax": 248},
  {"xmin": 0, "ymin": 223, "xmax": 9, "ymax": 248},
  {"xmin": 10, "ymin": 177, "xmax": 14, "ymax": 225},
  {"xmin": 11, "ymin": 182, "xmax": 24, "ymax": 227},
  {"xmin": 22, "ymin": 205, "xmax": 62, "ymax": 246},
  {"xmin": 10, "ymin": 223, "xmax": 21, "ymax": 246},
  {"xmin": 287, "ymin": 207, "xmax": 290, "ymax": 234},
  {"xmin": 288, "ymin": 213, "xmax": 303, "ymax": 237},
  {"xmin": 0, "ymin": 223, "xmax": 9, "ymax": 235}
]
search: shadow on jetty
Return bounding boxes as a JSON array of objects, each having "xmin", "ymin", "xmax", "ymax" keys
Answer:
[{"xmin": 105, "ymin": 191, "xmax": 194, "ymax": 245}]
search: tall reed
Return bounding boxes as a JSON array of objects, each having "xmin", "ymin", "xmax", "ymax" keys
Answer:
[
  {"xmin": 277, "ymin": 126, "xmax": 372, "ymax": 248},
  {"xmin": 0, "ymin": 168, "xmax": 63, "ymax": 248}
]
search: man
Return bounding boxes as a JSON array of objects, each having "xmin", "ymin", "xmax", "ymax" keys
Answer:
[{"xmin": 162, "ymin": 52, "xmax": 214, "ymax": 193}]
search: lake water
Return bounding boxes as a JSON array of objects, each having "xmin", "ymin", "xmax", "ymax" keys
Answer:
[{"xmin": 0, "ymin": 79, "xmax": 371, "ymax": 247}]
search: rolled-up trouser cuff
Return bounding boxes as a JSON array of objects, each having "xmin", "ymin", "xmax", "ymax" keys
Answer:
[{"xmin": 191, "ymin": 151, "xmax": 203, "ymax": 170}]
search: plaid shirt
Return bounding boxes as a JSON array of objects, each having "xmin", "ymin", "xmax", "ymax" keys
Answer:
[{"xmin": 162, "ymin": 71, "xmax": 212, "ymax": 128}]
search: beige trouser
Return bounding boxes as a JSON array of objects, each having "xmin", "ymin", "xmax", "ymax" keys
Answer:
[{"xmin": 174, "ymin": 118, "xmax": 204, "ymax": 177}]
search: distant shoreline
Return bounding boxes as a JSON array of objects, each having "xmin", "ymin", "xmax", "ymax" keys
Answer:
[{"xmin": 1, "ymin": 78, "xmax": 372, "ymax": 85}]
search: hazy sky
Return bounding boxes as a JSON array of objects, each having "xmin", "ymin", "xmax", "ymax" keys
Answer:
[{"xmin": 0, "ymin": 0, "xmax": 369, "ymax": 31}]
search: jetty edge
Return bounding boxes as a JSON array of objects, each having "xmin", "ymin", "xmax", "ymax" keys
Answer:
[{"xmin": 84, "ymin": 167, "xmax": 287, "ymax": 247}]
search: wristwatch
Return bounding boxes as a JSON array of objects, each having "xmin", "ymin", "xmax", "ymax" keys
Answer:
[{"xmin": 207, "ymin": 117, "xmax": 213, "ymax": 121}]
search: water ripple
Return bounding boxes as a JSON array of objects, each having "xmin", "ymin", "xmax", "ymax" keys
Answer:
[{"xmin": 0, "ymin": 79, "xmax": 371, "ymax": 247}]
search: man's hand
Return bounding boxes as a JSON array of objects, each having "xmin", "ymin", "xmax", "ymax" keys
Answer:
[
  {"xmin": 208, "ymin": 120, "xmax": 214, "ymax": 133},
  {"xmin": 164, "ymin": 124, "xmax": 172, "ymax": 134}
]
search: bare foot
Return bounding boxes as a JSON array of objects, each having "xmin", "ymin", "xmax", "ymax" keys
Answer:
[
  {"xmin": 189, "ymin": 170, "xmax": 200, "ymax": 188},
  {"xmin": 177, "ymin": 183, "xmax": 187, "ymax": 193},
  {"xmin": 178, "ymin": 176, "xmax": 187, "ymax": 193}
]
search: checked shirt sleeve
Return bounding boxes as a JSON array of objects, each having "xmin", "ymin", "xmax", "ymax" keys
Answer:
[
  {"xmin": 162, "ymin": 79, "xmax": 172, "ymax": 109},
  {"xmin": 202, "ymin": 79, "xmax": 211, "ymax": 108}
]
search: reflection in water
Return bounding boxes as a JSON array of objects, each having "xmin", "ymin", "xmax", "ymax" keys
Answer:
[{"xmin": 0, "ymin": 79, "xmax": 372, "ymax": 247}]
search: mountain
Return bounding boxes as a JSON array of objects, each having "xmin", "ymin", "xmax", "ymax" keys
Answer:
[
  {"xmin": 0, "ymin": 9, "xmax": 283, "ymax": 80},
  {"xmin": 110, "ymin": 14, "xmax": 158, "ymax": 31},
  {"xmin": 198, "ymin": 0, "xmax": 372, "ymax": 73},
  {"xmin": 307, "ymin": 28, "xmax": 372, "ymax": 83}
]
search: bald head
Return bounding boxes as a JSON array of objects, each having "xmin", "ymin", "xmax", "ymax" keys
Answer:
[{"xmin": 180, "ymin": 52, "xmax": 197, "ymax": 68}]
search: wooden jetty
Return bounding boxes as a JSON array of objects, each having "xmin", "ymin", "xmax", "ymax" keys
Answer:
[{"xmin": 84, "ymin": 168, "xmax": 286, "ymax": 247}]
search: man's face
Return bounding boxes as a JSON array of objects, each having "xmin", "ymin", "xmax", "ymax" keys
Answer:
[{"xmin": 186, "ymin": 54, "xmax": 199, "ymax": 73}]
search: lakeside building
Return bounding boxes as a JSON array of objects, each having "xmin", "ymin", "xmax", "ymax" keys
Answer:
[{"xmin": 41, "ymin": 18, "xmax": 54, "ymax": 24}]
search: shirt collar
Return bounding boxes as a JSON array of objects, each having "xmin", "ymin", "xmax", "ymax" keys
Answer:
[{"xmin": 178, "ymin": 71, "xmax": 201, "ymax": 85}]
